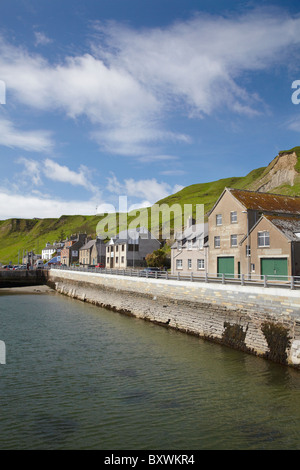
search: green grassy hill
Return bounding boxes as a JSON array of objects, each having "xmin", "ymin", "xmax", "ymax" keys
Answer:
[{"xmin": 1, "ymin": 147, "xmax": 300, "ymax": 264}]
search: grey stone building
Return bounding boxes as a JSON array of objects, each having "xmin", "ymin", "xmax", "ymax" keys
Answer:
[{"xmin": 106, "ymin": 227, "xmax": 160, "ymax": 269}]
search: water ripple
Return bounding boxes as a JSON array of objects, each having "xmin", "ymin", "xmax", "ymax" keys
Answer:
[{"xmin": 0, "ymin": 293, "xmax": 300, "ymax": 450}]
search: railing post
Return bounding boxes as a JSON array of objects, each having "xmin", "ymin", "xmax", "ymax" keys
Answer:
[
  {"xmin": 205, "ymin": 272, "xmax": 208, "ymax": 283},
  {"xmin": 165, "ymin": 270, "xmax": 168, "ymax": 280},
  {"xmin": 190, "ymin": 272, "xmax": 193, "ymax": 282},
  {"xmin": 222, "ymin": 273, "xmax": 225, "ymax": 284},
  {"xmin": 241, "ymin": 274, "xmax": 244, "ymax": 286},
  {"xmin": 264, "ymin": 275, "xmax": 267, "ymax": 288},
  {"xmin": 177, "ymin": 271, "xmax": 180, "ymax": 281},
  {"xmin": 291, "ymin": 276, "xmax": 295, "ymax": 290}
]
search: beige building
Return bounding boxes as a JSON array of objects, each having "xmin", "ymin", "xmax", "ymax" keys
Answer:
[
  {"xmin": 79, "ymin": 238, "xmax": 106, "ymax": 267},
  {"xmin": 241, "ymin": 214, "xmax": 300, "ymax": 278},
  {"xmin": 106, "ymin": 227, "xmax": 160, "ymax": 269},
  {"xmin": 208, "ymin": 188, "xmax": 300, "ymax": 278},
  {"xmin": 171, "ymin": 218, "xmax": 208, "ymax": 275}
]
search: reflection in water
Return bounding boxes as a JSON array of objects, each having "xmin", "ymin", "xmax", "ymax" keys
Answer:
[{"xmin": 0, "ymin": 292, "xmax": 299, "ymax": 450}]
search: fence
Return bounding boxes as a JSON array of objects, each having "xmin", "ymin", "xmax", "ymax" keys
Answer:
[{"xmin": 50, "ymin": 265, "xmax": 300, "ymax": 290}]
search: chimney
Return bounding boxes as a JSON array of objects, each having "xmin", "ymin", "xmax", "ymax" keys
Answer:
[{"xmin": 187, "ymin": 216, "xmax": 195, "ymax": 228}]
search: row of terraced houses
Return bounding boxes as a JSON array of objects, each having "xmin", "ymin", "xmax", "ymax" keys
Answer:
[
  {"xmin": 171, "ymin": 187, "xmax": 300, "ymax": 280},
  {"xmin": 41, "ymin": 187, "xmax": 300, "ymax": 279}
]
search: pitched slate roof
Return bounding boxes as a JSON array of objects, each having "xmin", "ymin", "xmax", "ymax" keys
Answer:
[
  {"xmin": 263, "ymin": 215, "xmax": 300, "ymax": 241},
  {"xmin": 228, "ymin": 188, "xmax": 300, "ymax": 215},
  {"xmin": 80, "ymin": 239, "xmax": 96, "ymax": 251},
  {"xmin": 240, "ymin": 214, "xmax": 300, "ymax": 244},
  {"xmin": 174, "ymin": 222, "xmax": 208, "ymax": 241},
  {"xmin": 209, "ymin": 187, "xmax": 300, "ymax": 216}
]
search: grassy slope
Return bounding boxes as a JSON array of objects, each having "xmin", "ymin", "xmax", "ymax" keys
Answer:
[{"xmin": 2, "ymin": 147, "xmax": 300, "ymax": 264}]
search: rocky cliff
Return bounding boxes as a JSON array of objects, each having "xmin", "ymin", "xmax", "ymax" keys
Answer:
[{"xmin": 249, "ymin": 149, "xmax": 299, "ymax": 193}]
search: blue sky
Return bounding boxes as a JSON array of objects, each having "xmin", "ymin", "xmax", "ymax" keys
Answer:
[{"xmin": 1, "ymin": 0, "xmax": 300, "ymax": 219}]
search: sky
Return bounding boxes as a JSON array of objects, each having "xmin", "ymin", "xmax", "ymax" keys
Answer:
[{"xmin": 1, "ymin": 0, "xmax": 300, "ymax": 219}]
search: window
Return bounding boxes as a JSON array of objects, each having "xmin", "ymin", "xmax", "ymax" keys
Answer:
[
  {"xmin": 116, "ymin": 257, "xmax": 118, "ymax": 263},
  {"xmin": 177, "ymin": 241, "xmax": 182, "ymax": 250},
  {"xmin": 214, "ymin": 236, "xmax": 220, "ymax": 248},
  {"xmin": 258, "ymin": 231, "xmax": 270, "ymax": 247},
  {"xmin": 251, "ymin": 263, "xmax": 255, "ymax": 272},
  {"xmin": 187, "ymin": 240, "xmax": 192, "ymax": 250},
  {"xmin": 216, "ymin": 214, "xmax": 222, "ymax": 226},
  {"xmin": 231, "ymin": 234, "xmax": 238, "ymax": 247},
  {"xmin": 197, "ymin": 259, "xmax": 205, "ymax": 270},
  {"xmin": 231, "ymin": 211, "xmax": 237, "ymax": 223},
  {"xmin": 176, "ymin": 259, "xmax": 183, "ymax": 269},
  {"xmin": 122, "ymin": 244, "xmax": 125, "ymax": 251},
  {"xmin": 188, "ymin": 259, "xmax": 192, "ymax": 269},
  {"xmin": 116, "ymin": 245, "xmax": 119, "ymax": 252},
  {"xmin": 121, "ymin": 256, "xmax": 124, "ymax": 263},
  {"xmin": 246, "ymin": 245, "xmax": 251, "ymax": 257},
  {"xmin": 128, "ymin": 244, "xmax": 139, "ymax": 251},
  {"xmin": 107, "ymin": 257, "xmax": 109, "ymax": 263}
]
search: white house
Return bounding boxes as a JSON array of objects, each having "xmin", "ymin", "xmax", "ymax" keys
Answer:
[{"xmin": 42, "ymin": 242, "xmax": 64, "ymax": 261}]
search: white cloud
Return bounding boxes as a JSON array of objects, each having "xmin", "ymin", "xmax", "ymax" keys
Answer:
[
  {"xmin": 44, "ymin": 158, "xmax": 95, "ymax": 191},
  {"xmin": 94, "ymin": 9, "xmax": 300, "ymax": 117},
  {"xmin": 34, "ymin": 31, "xmax": 53, "ymax": 47},
  {"xmin": 286, "ymin": 116, "xmax": 300, "ymax": 132},
  {"xmin": 0, "ymin": 40, "xmax": 162, "ymax": 155},
  {"xmin": 0, "ymin": 190, "xmax": 99, "ymax": 219},
  {"xmin": 17, "ymin": 157, "xmax": 100, "ymax": 196},
  {"xmin": 106, "ymin": 173, "xmax": 182, "ymax": 204},
  {"xmin": 0, "ymin": 118, "xmax": 53, "ymax": 152},
  {"xmin": 160, "ymin": 169, "xmax": 186, "ymax": 176},
  {"xmin": 1, "ymin": 8, "xmax": 300, "ymax": 158},
  {"xmin": 17, "ymin": 157, "xmax": 42, "ymax": 186}
]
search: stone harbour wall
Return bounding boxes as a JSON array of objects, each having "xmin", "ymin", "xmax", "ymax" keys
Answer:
[{"xmin": 48, "ymin": 269, "xmax": 300, "ymax": 369}]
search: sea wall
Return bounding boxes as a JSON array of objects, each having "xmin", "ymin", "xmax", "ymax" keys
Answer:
[
  {"xmin": 0, "ymin": 269, "xmax": 47, "ymax": 288},
  {"xmin": 48, "ymin": 269, "xmax": 300, "ymax": 369}
]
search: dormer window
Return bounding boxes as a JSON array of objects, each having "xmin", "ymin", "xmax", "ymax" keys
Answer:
[{"xmin": 216, "ymin": 214, "xmax": 222, "ymax": 226}]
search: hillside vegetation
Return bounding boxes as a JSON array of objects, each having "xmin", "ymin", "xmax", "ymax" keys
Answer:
[{"xmin": 1, "ymin": 147, "xmax": 300, "ymax": 264}]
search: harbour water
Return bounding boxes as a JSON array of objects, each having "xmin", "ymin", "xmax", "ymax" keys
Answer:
[{"xmin": 0, "ymin": 289, "xmax": 300, "ymax": 450}]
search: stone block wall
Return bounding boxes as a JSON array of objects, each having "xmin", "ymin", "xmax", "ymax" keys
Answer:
[{"xmin": 48, "ymin": 269, "xmax": 300, "ymax": 369}]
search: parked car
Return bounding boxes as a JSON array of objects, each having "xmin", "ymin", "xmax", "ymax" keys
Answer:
[
  {"xmin": 95, "ymin": 263, "xmax": 105, "ymax": 268},
  {"xmin": 141, "ymin": 267, "xmax": 161, "ymax": 277}
]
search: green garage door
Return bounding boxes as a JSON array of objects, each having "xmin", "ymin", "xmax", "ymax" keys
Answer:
[
  {"xmin": 217, "ymin": 257, "xmax": 234, "ymax": 278},
  {"xmin": 261, "ymin": 258, "xmax": 288, "ymax": 281}
]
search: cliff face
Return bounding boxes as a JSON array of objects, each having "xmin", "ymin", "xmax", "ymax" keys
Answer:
[{"xmin": 249, "ymin": 151, "xmax": 298, "ymax": 193}]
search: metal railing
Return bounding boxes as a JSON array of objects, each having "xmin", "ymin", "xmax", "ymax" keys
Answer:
[{"xmin": 50, "ymin": 265, "xmax": 300, "ymax": 290}]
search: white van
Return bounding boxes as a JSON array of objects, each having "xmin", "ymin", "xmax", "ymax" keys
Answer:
[{"xmin": 36, "ymin": 259, "xmax": 44, "ymax": 269}]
